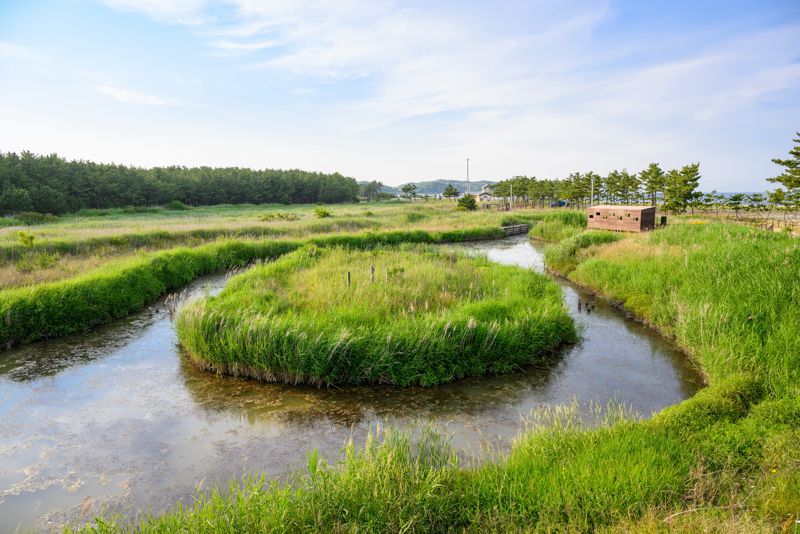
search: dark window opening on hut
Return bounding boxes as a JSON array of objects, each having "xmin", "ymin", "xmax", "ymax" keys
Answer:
[
  {"xmin": 589, "ymin": 214, "xmax": 594, "ymax": 218},
  {"xmin": 634, "ymin": 217, "xmax": 639, "ymax": 221},
  {"xmin": 626, "ymin": 213, "xmax": 631, "ymax": 217}
]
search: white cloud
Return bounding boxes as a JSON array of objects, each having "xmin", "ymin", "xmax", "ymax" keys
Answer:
[
  {"xmin": 74, "ymin": 1, "xmax": 800, "ymax": 188},
  {"xmin": 93, "ymin": 84, "xmax": 177, "ymax": 106},
  {"xmin": 0, "ymin": 41, "xmax": 33, "ymax": 60},
  {"xmin": 97, "ymin": 0, "xmax": 209, "ymax": 24},
  {"xmin": 206, "ymin": 39, "xmax": 280, "ymax": 52}
]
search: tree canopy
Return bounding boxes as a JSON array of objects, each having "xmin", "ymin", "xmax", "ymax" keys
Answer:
[{"xmin": 0, "ymin": 151, "xmax": 359, "ymax": 215}]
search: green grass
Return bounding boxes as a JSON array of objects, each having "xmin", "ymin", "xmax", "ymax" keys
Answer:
[
  {"xmin": 544, "ymin": 230, "xmax": 623, "ymax": 274},
  {"xmin": 67, "ymin": 220, "xmax": 800, "ymax": 533},
  {"xmin": 0, "ymin": 227, "xmax": 504, "ymax": 349},
  {"xmin": 0, "ymin": 217, "xmax": 382, "ymax": 266},
  {"xmin": 177, "ymin": 246, "xmax": 576, "ymax": 386},
  {"xmin": 568, "ymin": 223, "xmax": 799, "ymax": 397},
  {"xmin": 528, "ymin": 210, "xmax": 587, "ymax": 241}
]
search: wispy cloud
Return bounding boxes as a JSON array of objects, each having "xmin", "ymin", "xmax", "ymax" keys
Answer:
[
  {"xmin": 93, "ymin": 84, "xmax": 178, "ymax": 106},
  {"xmin": 34, "ymin": 1, "xmax": 800, "ymax": 187},
  {"xmin": 97, "ymin": 0, "xmax": 209, "ymax": 25},
  {"xmin": 0, "ymin": 41, "xmax": 34, "ymax": 60},
  {"xmin": 206, "ymin": 39, "xmax": 280, "ymax": 52}
]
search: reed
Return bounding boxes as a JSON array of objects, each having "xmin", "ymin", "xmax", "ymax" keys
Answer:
[
  {"xmin": 0, "ymin": 227, "xmax": 504, "ymax": 348},
  {"xmin": 176, "ymin": 246, "xmax": 576, "ymax": 386},
  {"xmin": 528, "ymin": 210, "xmax": 587, "ymax": 241},
  {"xmin": 543, "ymin": 229, "xmax": 623, "ymax": 274}
]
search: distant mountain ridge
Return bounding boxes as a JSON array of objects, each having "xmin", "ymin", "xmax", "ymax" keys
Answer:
[{"xmin": 361, "ymin": 179, "xmax": 496, "ymax": 195}]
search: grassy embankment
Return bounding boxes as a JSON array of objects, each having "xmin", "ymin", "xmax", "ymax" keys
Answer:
[
  {"xmin": 72, "ymin": 219, "xmax": 799, "ymax": 532},
  {"xmin": 0, "ymin": 227, "xmax": 504, "ymax": 349},
  {"xmin": 0, "ymin": 203, "xmax": 516, "ymax": 288},
  {"xmin": 176, "ymin": 246, "xmax": 576, "ymax": 386}
]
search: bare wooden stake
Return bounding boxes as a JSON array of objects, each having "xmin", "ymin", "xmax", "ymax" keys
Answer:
[
  {"xmin": 347, "ymin": 271, "xmax": 351, "ymax": 288},
  {"xmin": 370, "ymin": 265, "xmax": 375, "ymax": 283}
]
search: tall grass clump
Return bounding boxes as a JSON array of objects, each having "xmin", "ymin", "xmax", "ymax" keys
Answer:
[
  {"xmin": 177, "ymin": 246, "xmax": 576, "ymax": 386},
  {"xmin": 544, "ymin": 230, "xmax": 623, "ymax": 274},
  {"xmin": 528, "ymin": 210, "xmax": 587, "ymax": 242}
]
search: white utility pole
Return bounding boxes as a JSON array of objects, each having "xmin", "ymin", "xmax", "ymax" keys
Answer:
[
  {"xmin": 466, "ymin": 158, "xmax": 470, "ymax": 194},
  {"xmin": 590, "ymin": 174, "xmax": 595, "ymax": 207}
]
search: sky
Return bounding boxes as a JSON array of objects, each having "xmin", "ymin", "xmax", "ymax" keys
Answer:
[{"xmin": 0, "ymin": 1, "xmax": 799, "ymax": 189}]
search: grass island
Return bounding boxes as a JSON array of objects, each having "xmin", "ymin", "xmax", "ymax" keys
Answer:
[{"xmin": 176, "ymin": 245, "xmax": 577, "ymax": 387}]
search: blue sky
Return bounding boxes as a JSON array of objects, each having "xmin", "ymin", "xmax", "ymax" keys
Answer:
[{"xmin": 1, "ymin": 0, "xmax": 798, "ymax": 189}]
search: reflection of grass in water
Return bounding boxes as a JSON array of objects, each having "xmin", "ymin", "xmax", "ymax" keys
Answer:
[
  {"xmin": 177, "ymin": 344, "xmax": 570, "ymax": 427},
  {"xmin": 177, "ymin": 245, "xmax": 576, "ymax": 387}
]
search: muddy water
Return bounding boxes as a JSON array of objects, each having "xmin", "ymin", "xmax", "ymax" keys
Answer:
[{"xmin": 0, "ymin": 237, "xmax": 702, "ymax": 531}]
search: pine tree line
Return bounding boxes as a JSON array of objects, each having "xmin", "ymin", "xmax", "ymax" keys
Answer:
[{"xmin": 0, "ymin": 151, "xmax": 359, "ymax": 215}]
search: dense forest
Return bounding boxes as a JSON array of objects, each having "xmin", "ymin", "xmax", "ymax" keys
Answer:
[{"xmin": 0, "ymin": 151, "xmax": 359, "ymax": 214}]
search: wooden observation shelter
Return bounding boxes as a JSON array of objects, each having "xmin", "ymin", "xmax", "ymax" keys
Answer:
[{"xmin": 587, "ymin": 205, "xmax": 656, "ymax": 232}]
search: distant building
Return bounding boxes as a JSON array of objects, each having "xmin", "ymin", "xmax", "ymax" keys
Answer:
[
  {"xmin": 478, "ymin": 184, "xmax": 495, "ymax": 202},
  {"xmin": 587, "ymin": 205, "xmax": 656, "ymax": 232}
]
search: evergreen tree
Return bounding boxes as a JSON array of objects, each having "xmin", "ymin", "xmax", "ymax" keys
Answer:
[
  {"xmin": 768, "ymin": 131, "xmax": 800, "ymax": 219},
  {"xmin": 663, "ymin": 163, "xmax": 701, "ymax": 214},
  {"xmin": 442, "ymin": 184, "xmax": 460, "ymax": 200},
  {"xmin": 456, "ymin": 194, "xmax": 477, "ymax": 211},
  {"xmin": 640, "ymin": 163, "xmax": 665, "ymax": 206}
]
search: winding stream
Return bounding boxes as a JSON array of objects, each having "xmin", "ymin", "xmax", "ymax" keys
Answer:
[{"xmin": 0, "ymin": 236, "xmax": 702, "ymax": 531}]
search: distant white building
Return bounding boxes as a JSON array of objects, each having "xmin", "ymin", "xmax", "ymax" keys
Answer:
[{"xmin": 478, "ymin": 184, "xmax": 495, "ymax": 202}]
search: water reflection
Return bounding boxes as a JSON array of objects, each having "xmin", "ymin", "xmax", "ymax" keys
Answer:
[{"xmin": 0, "ymin": 236, "xmax": 702, "ymax": 532}]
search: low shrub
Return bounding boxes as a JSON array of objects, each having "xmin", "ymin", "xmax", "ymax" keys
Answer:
[
  {"xmin": 405, "ymin": 211, "xmax": 427, "ymax": 223},
  {"xmin": 15, "ymin": 211, "xmax": 59, "ymax": 225},
  {"xmin": 258, "ymin": 212, "xmax": 300, "ymax": 222},
  {"xmin": 0, "ymin": 217, "xmax": 22, "ymax": 228},
  {"xmin": 15, "ymin": 252, "xmax": 59, "ymax": 273},
  {"xmin": 314, "ymin": 207, "xmax": 332, "ymax": 218},
  {"xmin": 166, "ymin": 200, "xmax": 192, "ymax": 211},
  {"xmin": 456, "ymin": 195, "xmax": 478, "ymax": 211}
]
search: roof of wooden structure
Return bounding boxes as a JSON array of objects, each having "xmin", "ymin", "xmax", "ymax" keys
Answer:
[{"xmin": 588, "ymin": 205, "xmax": 655, "ymax": 211}]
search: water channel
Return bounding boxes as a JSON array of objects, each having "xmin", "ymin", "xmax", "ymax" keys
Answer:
[{"xmin": 0, "ymin": 236, "xmax": 702, "ymax": 531}]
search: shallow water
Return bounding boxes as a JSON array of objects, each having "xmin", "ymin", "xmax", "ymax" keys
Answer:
[{"xmin": 0, "ymin": 237, "xmax": 702, "ymax": 531}]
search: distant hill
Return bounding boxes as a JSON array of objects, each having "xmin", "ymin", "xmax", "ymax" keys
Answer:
[{"xmin": 361, "ymin": 179, "xmax": 496, "ymax": 196}]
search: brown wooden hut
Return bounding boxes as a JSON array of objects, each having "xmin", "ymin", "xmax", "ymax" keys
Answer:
[{"xmin": 587, "ymin": 205, "xmax": 656, "ymax": 232}]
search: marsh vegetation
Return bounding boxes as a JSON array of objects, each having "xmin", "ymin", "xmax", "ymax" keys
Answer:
[
  {"xmin": 177, "ymin": 246, "xmax": 575, "ymax": 386},
  {"xmin": 0, "ymin": 199, "xmax": 795, "ymax": 531}
]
